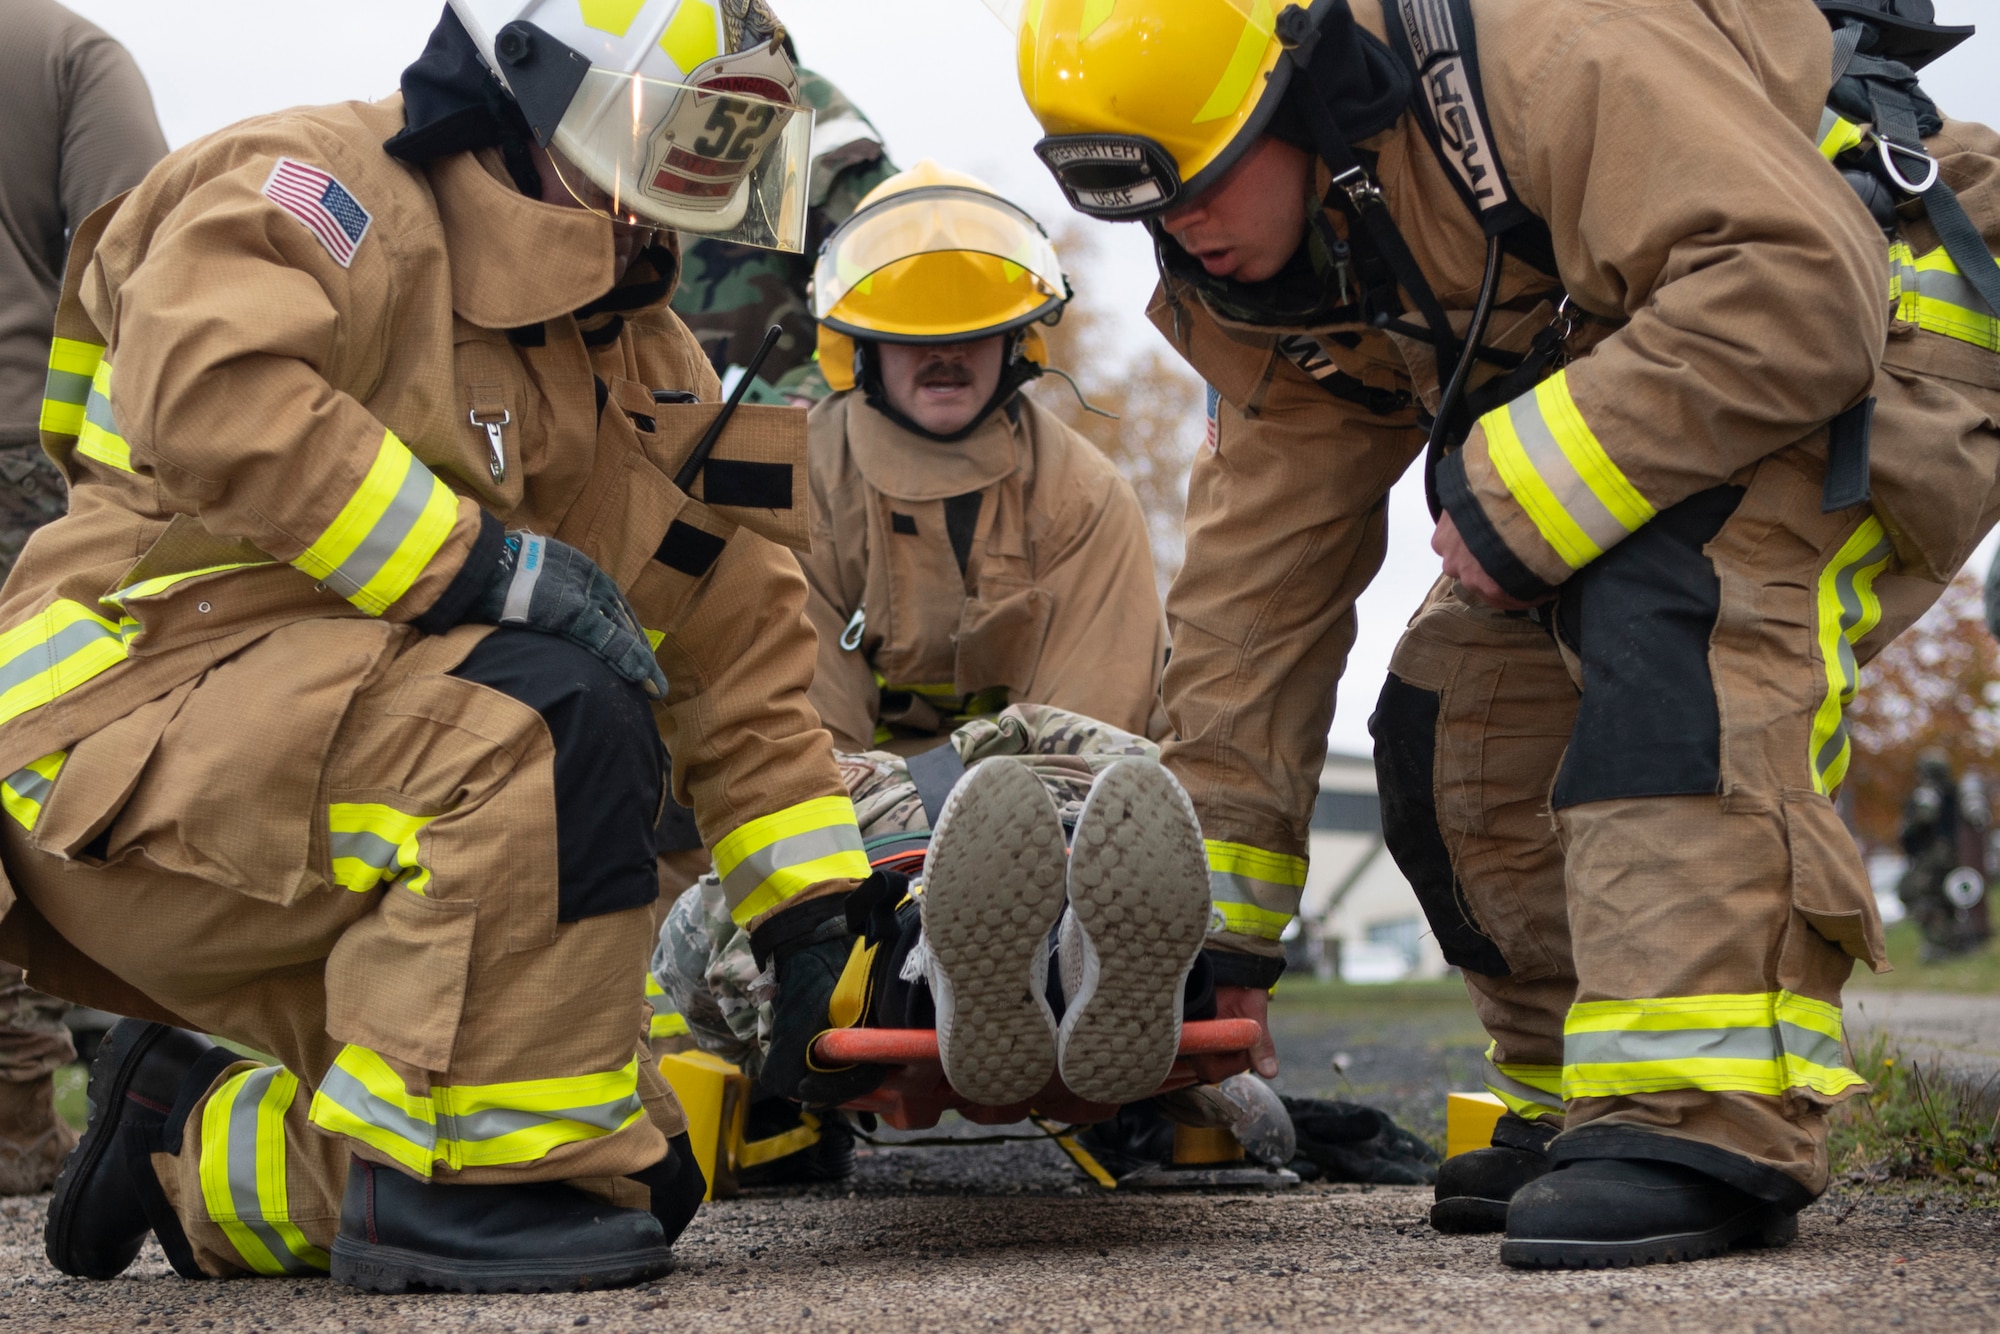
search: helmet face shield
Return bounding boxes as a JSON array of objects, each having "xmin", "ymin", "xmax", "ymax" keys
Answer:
[
  {"xmin": 546, "ymin": 46, "xmax": 814, "ymax": 249},
  {"xmin": 812, "ymin": 185, "xmax": 1067, "ymax": 338}
]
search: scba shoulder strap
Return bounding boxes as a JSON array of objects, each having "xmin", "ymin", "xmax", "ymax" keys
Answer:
[{"xmin": 1381, "ymin": 0, "xmax": 1557, "ymax": 274}]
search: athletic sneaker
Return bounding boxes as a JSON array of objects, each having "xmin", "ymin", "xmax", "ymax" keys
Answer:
[
  {"xmin": 916, "ymin": 756, "xmax": 1068, "ymax": 1105},
  {"xmin": 1057, "ymin": 760, "xmax": 1211, "ymax": 1106}
]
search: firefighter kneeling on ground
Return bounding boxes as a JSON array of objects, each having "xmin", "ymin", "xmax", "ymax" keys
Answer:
[
  {"xmin": 6, "ymin": 0, "xmax": 881, "ymax": 1294},
  {"xmin": 675, "ymin": 167, "xmax": 1257, "ymax": 1152},
  {"xmin": 998, "ymin": 0, "xmax": 2000, "ymax": 1268}
]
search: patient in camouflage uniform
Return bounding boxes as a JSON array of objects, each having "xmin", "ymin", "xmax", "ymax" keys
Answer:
[{"xmin": 652, "ymin": 703, "xmax": 1155, "ymax": 1082}]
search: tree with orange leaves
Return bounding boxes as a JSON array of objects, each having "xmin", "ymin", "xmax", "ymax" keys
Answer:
[{"xmin": 1844, "ymin": 569, "xmax": 2000, "ymax": 849}]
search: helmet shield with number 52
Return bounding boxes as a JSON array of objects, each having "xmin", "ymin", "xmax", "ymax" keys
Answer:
[
  {"xmin": 450, "ymin": 0, "xmax": 815, "ymax": 250},
  {"xmin": 980, "ymin": 0, "xmax": 1296, "ymax": 222}
]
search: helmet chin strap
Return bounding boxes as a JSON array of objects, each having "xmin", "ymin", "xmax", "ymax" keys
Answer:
[{"xmin": 857, "ymin": 334, "xmax": 1046, "ymax": 444}]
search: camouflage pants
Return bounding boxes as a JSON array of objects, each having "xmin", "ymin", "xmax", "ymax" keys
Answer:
[
  {"xmin": 0, "ymin": 445, "xmax": 73, "ymax": 1083},
  {"xmin": 652, "ymin": 704, "xmax": 1158, "ymax": 1080}
]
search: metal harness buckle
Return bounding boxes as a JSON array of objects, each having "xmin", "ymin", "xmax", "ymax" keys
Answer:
[{"xmin": 1877, "ymin": 137, "xmax": 1941, "ymax": 195}]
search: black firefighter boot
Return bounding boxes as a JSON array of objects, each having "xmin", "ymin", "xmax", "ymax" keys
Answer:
[
  {"xmin": 330, "ymin": 1157, "xmax": 676, "ymax": 1293},
  {"xmin": 1429, "ymin": 1113, "xmax": 1558, "ymax": 1234},
  {"xmin": 46, "ymin": 1019, "xmax": 243, "ymax": 1280},
  {"xmin": 1501, "ymin": 1156, "xmax": 1800, "ymax": 1269}
]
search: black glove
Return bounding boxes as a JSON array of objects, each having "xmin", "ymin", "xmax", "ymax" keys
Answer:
[
  {"xmin": 421, "ymin": 518, "xmax": 668, "ymax": 698},
  {"xmin": 1282, "ymin": 1096, "xmax": 1441, "ymax": 1186}
]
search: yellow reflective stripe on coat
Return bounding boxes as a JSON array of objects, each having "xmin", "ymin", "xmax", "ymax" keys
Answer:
[
  {"xmin": 1816, "ymin": 109, "xmax": 1866, "ymax": 161},
  {"xmin": 1480, "ymin": 369, "xmax": 1656, "ymax": 571},
  {"xmin": 1562, "ymin": 991, "xmax": 1864, "ymax": 1100},
  {"xmin": 715, "ymin": 795, "xmax": 870, "ymax": 925},
  {"xmin": 75, "ymin": 358, "xmax": 136, "ymax": 473},
  {"xmin": 1483, "ymin": 1042, "xmax": 1563, "ymax": 1121},
  {"xmin": 197, "ymin": 1064, "xmax": 331, "ymax": 1275},
  {"xmin": 103, "ymin": 561, "xmax": 277, "ymax": 605},
  {"xmin": 1888, "ymin": 240, "xmax": 2000, "ymax": 351},
  {"xmin": 39, "ymin": 337, "xmax": 101, "ymax": 437},
  {"xmin": 307, "ymin": 1046, "xmax": 647, "ymax": 1178},
  {"xmin": 0, "ymin": 750, "xmax": 67, "ymax": 831},
  {"xmin": 328, "ymin": 803, "xmax": 438, "ymax": 894},
  {"xmin": 0, "ymin": 600, "xmax": 141, "ymax": 728},
  {"xmin": 1809, "ymin": 517, "xmax": 1893, "ymax": 796},
  {"xmin": 291, "ymin": 430, "xmax": 458, "ymax": 616},
  {"xmin": 1203, "ymin": 839, "xmax": 1300, "ymax": 941}
]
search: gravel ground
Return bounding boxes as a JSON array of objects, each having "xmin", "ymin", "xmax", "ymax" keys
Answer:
[{"xmin": 5, "ymin": 983, "xmax": 1996, "ymax": 1330}]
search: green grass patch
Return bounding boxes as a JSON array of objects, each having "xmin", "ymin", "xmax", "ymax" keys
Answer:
[
  {"xmin": 1831, "ymin": 1033, "xmax": 2000, "ymax": 1201},
  {"xmin": 1845, "ymin": 919, "xmax": 2000, "ymax": 994},
  {"xmin": 1270, "ymin": 974, "xmax": 1475, "ymax": 1014},
  {"xmin": 53, "ymin": 1062, "xmax": 86, "ymax": 1132}
]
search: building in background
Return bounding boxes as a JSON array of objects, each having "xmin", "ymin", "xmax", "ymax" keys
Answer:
[{"xmin": 1291, "ymin": 752, "xmax": 1451, "ymax": 984}]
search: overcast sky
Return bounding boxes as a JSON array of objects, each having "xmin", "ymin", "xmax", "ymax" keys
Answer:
[{"xmin": 63, "ymin": 0, "xmax": 2000, "ymax": 755}]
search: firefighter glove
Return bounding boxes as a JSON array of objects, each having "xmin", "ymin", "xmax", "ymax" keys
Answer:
[{"xmin": 464, "ymin": 530, "xmax": 668, "ymax": 699}]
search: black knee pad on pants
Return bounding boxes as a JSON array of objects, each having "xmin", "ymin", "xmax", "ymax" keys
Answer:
[
  {"xmin": 1550, "ymin": 485, "xmax": 1742, "ymax": 810},
  {"xmin": 450, "ymin": 627, "xmax": 665, "ymax": 921},
  {"xmin": 1370, "ymin": 674, "xmax": 1511, "ymax": 977}
]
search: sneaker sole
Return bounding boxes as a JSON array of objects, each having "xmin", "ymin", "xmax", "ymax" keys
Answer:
[
  {"xmin": 1059, "ymin": 761, "xmax": 1211, "ymax": 1106},
  {"xmin": 923, "ymin": 756, "xmax": 1067, "ymax": 1106},
  {"xmin": 331, "ymin": 1236, "xmax": 674, "ymax": 1293},
  {"xmin": 45, "ymin": 1021, "xmax": 174, "ymax": 1279},
  {"xmin": 1499, "ymin": 1202, "xmax": 1796, "ymax": 1269}
]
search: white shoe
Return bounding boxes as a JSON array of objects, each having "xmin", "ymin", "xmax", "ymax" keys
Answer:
[
  {"xmin": 1058, "ymin": 760, "xmax": 1211, "ymax": 1106},
  {"xmin": 917, "ymin": 756, "xmax": 1067, "ymax": 1105}
]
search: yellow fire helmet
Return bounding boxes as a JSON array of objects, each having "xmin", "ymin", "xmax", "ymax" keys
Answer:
[
  {"xmin": 811, "ymin": 160, "xmax": 1069, "ymax": 392},
  {"xmin": 987, "ymin": 0, "xmax": 1295, "ymax": 220}
]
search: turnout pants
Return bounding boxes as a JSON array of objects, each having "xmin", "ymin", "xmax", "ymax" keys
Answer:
[
  {"xmin": 0, "ymin": 623, "xmax": 684, "ymax": 1277},
  {"xmin": 1375, "ymin": 419, "xmax": 1981, "ymax": 1205}
]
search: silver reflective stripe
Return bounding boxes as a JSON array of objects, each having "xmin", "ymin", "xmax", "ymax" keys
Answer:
[
  {"xmin": 329, "ymin": 830, "xmax": 399, "ymax": 871},
  {"xmin": 313, "ymin": 1062, "xmax": 435, "ymax": 1159},
  {"xmin": 1484, "ymin": 1058, "xmax": 1562, "ymax": 1113},
  {"xmin": 1503, "ymin": 398, "xmax": 1629, "ymax": 556},
  {"xmin": 1566, "ymin": 1023, "xmax": 1847, "ymax": 1071},
  {"xmin": 224, "ymin": 1068, "xmax": 320, "ymax": 1276},
  {"xmin": 441, "ymin": 1092, "xmax": 644, "ymax": 1147},
  {"xmin": 44, "ymin": 368, "xmax": 91, "ymax": 408},
  {"xmin": 1778, "ymin": 1022, "xmax": 1847, "ymax": 1070},
  {"xmin": 323, "ymin": 455, "xmax": 442, "ymax": 600},
  {"xmin": 1565, "ymin": 1026, "xmax": 1776, "ymax": 1067},
  {"xmin": 0, "ymin": 616, "xmax": 122, "ymax": 697},
  {"xmin": 720, "ymin": 823, "xmax": 866, "ymax": 902},
  {"xmin": 1814, "ymin": 530, "xmax": 1894, "ymax": 781},
  {"xmin": 4, "ymin": 767, "xmax": 54, "ymax": 810},
  {"xmin": 1896, "ymin": 253, "xmax": 1999, "ymax": 317},
  {"xmin": 83, "ymin": 384, "xmax": 120, "ymax": 437},
  {"xmin": 500, "ymin": 533, "xmax": 547, "ymax": 623}
]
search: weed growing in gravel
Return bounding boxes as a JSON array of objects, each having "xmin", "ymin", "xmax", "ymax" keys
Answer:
[{"xmin": 1832, "ymin": 1034, "xmax": 2000, "ymax": 1201}]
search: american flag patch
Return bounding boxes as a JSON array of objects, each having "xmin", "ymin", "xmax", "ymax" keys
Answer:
[
  {"xmin": 262, "ymin": 158, "xmax": 372, "ymax": 267},
  {"xmin": 1204, "ymin": 383, "xmax": 1221, "ymax": 451}
]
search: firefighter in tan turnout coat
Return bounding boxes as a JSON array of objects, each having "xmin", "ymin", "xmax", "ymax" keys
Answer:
[
  {"xmin": 999, "ymin": 0, "xmax": 2000, "ymax": 1267},
  {"xmin": 4, "ymin": 1, "xmax": 871, "ymax": 1294},
  {"xmin": 798, "ymin": 160, "xmax": 1168, "ymax": 754}
]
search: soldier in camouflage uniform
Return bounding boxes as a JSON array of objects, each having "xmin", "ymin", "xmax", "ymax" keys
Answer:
[{"xmin": 669, "ymin": 65, "xmax": 896, "ymax": 405}]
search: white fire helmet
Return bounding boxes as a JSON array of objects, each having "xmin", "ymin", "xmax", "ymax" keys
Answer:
[{"xmin": 447, "ymin": 0, "xmax": 815, "ymax": 251}]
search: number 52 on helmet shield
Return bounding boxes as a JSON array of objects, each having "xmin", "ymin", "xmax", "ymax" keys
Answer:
[
  {"xmin": 550, "ymin": 50, "xmax": 815, "ymax": 251},
  {"xmin": 450, "ymin": 1, "xmax": 816, "ymax": 252}
]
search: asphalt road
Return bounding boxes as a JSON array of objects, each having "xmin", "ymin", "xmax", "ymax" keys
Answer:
[{"xmin": 3, "ymin": 982, "xmax": 1995, "ymax": 1331}]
